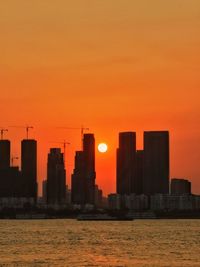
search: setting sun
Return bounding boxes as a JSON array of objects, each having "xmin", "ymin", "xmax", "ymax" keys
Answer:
[{"xmin": 98, "ymin": 143, "xmax": 108, "ymax": 153}]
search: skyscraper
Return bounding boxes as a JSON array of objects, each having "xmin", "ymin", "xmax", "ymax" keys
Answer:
[
  {"xmin": 0, "ymin": 140, "xmax": 24, "ymax": 198},
  {"xmin": 83, "ymin": 134, "xmax": 96, "ymax": 204},
  {"xmin": 21, "ymin": 139, "xmax": 37, "ymax": 201},
  {"xmin": 0, "ymin": 140, "xmax": 10, "ymax": 170},
  {"xmin": 71, "ymin": 133, "xmax": 96, "ymax": 205},
  {"xmin": 71, "ymin": 151, "xmax": 85, "ymax": 204},
  {"xmin": 0, "ymin": 167, "xmax": 21, "ymax": 198},
  {"xmin": 47, "ymin": 148, "xmax": 66, "ymax": 205},
  {"xmin": 117, "ymin": 132, "xmax": 137, "ymax": 195},
  {"xmin": 143, "ymin": 131, "xmax": 169, "ymax": 195}
]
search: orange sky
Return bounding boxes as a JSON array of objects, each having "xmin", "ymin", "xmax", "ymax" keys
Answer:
[{"xmin": 0, "ymin": 1, "xmax": 200, "ymax": 195}]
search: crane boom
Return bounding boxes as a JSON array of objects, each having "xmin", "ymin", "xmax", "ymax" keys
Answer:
[
  {"xmin": 57, "ymin": 126, "xmax": 89, "ymax": 148},
  {"xmin": 9, "ymin": 125, "xmax": 34, "ymax": 139},
  {"xmin": 50, "ymin": 140, "xmax": 70, "ymax": 167},
  {"xmin": 26, "ymin": 126, "xmax": 34, "ymax": 139}
]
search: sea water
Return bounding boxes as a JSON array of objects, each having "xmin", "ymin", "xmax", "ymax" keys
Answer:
[{"xmin": 0, "ymin": 219, "xmax": 200, "ymax": 266}]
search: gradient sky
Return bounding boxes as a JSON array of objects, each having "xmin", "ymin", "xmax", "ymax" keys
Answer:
[{"xmin": 1, "ymin": 0, "xmax": 200, "ymax": 195}]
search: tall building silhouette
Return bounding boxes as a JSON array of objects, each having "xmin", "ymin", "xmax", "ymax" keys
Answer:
[
  {"xmin": 0, "ymin": 140, "xmax": 10, "ymax": 170},
  {"xmin": 47, "ymin": 148, "xmax": 66, "ymax": 205},
  {"xmin": 117, "ymin": 132, "xmax": 137, "ymax": 195},
  {"xmin": 21, "ymin": 139, "xmax": 37, "ymax": 201},
  {"xmin": 0, "ymin": 140, "xmax": 24, "ymax": 198},
  {"xmin": 71, "ymin": 133, "xmax": 96, "ymax": 205},
  {"xmin": 143, "ymin": 131, "xmax": 169, "ymax": 195},
  {"xmin": 71, "ymin": 151, "xmax": 85, "ymax": 204},
  {"xmin": 0, "ymin": 167, "xmax": 21, "ymax": 198},
  {"xmin": 83, "ymin": 134, "xmax": 96, "ymax": 204}
]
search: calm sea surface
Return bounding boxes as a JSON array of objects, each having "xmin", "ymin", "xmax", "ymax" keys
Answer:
[{"xmin": 0, "ymin": 219, "xmax": 200, "ymax": 266}]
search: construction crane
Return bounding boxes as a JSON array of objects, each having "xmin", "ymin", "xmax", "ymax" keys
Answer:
[
  {"xmin": 11, "ymin": 156, "xmax": 19, "ymax": 167},
  {"xmin": 9, "ymin": 126, "xmax": 34, "ymax": 139},
  {"xmin": 57, "ymin": 126, "xmax": 89, "ymax": 148},
  {"xmin": 25, "ymin": 126, "xmax": 34, "ymax": 139},
  {"xmin": 50, "ymin": 140, "xmax": 70, "ymax": 166},
  {"xmin": 0, "ymin": 128, "xmax": 8, "ymax": 140}
]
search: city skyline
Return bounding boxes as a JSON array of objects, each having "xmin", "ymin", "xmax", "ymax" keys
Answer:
[
  {"xmin": 0, "ymin": 130, "xmax": 199, "ymax": 213},
  {"xmin": 1, "ymin": 1, "xmax": 200, "ymax": 195},
  {"xmin": 0, "ymin": 1, "xmax": 199, "ymax": 266},
  {"xmin": 0, "ymin": 131, "xmax": 195, "ymax": 197}
]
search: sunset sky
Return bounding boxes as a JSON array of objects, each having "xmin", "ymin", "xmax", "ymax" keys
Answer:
[{"xmin": 1, "ymin": 0, "xmax": 200, "ymax": 195}]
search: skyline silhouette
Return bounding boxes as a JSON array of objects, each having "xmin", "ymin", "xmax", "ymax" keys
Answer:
[
  {"xmin": 1, "ymin": 130, "xmax": 200, "ymax": 216},
  {"xmin": 0, "ymin": 129, "xmax": 197, "ymax": 199}
]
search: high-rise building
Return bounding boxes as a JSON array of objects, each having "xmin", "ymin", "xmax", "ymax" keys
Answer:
[
  {"xmin": 171, "ymin": 178, "xmax": 191, "ymax": 195},
  {"xmin": 71, "ymin": 133, "xmax": 96, "ymax": 205},
  {"xmin": 47, "ymin": 148, "xmax": 66, "ymax": 205},
  {"xmin": 83, "ymin": 134, "xmax": 96, "ymax": 204},
  {"xmin": 21, "ymin": 139, "xmax": 37, "ymax": 201},
  {"xmin": 71, "ymin": 151, "xmax": 85, "ymax": 204},
  {"xmin": 0, "ymin": 140, "xmax": 10, "ymax": 170},
  {"xmin": 117, "ymin": 132, "xmax": 137, "ymax": 195},
  {"xmin": 143, "ymin": 131, "xmax": 169, "ymax": 195},
  {"xmin": 0, "ymin": 167, "xmax": 21, "ymax": 198}
]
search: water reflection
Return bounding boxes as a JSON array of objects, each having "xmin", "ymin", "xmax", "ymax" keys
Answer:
[{"xmin": 0, "ymin": 220, "xmax": 199, "ymax": 266}]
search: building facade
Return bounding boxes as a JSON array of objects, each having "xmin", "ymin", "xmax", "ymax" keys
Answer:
[
  {"xmin": 71, "ymin": 151, "xmax": 85, "ymax": 204},
  {"xmin": 47, "ymin": 148, "xmax": 66, "ymax": 205},
  {"xmin": 71, "ymin": 134, "xmax": 96, "ymax": 205},
  {"xmin": 117, "ymin": 132, "xmax": 137, "ymax": 195},
  {"xmin": 0, "ymin": 140, "xmax": 10, "ymax": 170},
  {"xmin": 21, "ymin": 139, "xmax": 37, "ymax": 201},
  {"xmin": 83, "ymin": 134, "xmax": 96, "ymax": 204},
  {"xmin": 151, "ymin": 194, "xmax": 200, "ymax": 211},
  {"xmin": 143, "ymin": 131, "xmax": 169, "ymax": 195}
]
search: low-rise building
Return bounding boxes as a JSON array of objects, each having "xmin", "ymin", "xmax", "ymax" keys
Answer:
[
  {"xmin": 125, "ymin": 194, "xmax": 149, "ymax": 211},
  {"xmin": 108, "ymin": 194, "xmax": 121, "ymax": 210},
  {"xmin": 151, "ymin": 194, "xmax": 200, "ymax": 211},
  {"xmin": 108, "ymin": 194, "xmax": 149, "ymax": 211},
  {"xmin": 171, "ymin": 178, "xmax": 191, "ymax": 195},
  {"xmin": 0, "ymin": 197, "xmax": 34, "ymax": 209}
]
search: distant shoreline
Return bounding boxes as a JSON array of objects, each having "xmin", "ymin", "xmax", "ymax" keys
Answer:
[{"xmin": 0, "ymin": 211, "xmax": 200, "ymax": 220}]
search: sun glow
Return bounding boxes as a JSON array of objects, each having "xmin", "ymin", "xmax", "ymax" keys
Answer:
[{"xmin": 98, "ymin": 143, "xmax": 108, "ymax": 153}]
